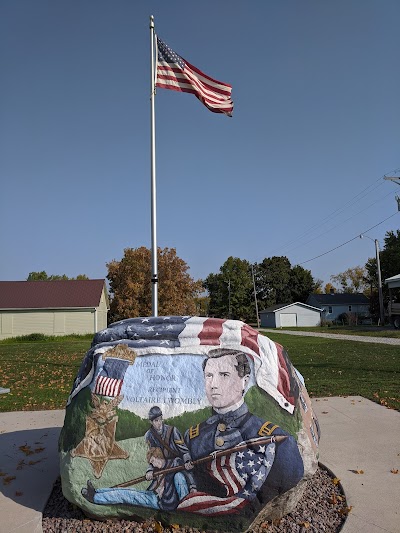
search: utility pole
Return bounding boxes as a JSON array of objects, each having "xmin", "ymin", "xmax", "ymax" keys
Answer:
[
  {"xmin": 228, "ymin": 279, "xmax": 232, "ymax": 319},
  {"xmin": 375, "ymin": 239, "xmax": 385, "ymax": 326},
  {"xmin": 360, "ymin": 234, "xmax": 385, "ymax": 325},
  {"xmin": 383, "ymin": 176, "xmax": 400, "ymax": 185},
  {"xmin": 224, "ymin": 279, "xmax": 232, "ymax": 319},
  {"xmin": 383, "ymin": 176, "xmax": 400, "ymax": 212},
  {"xmin": 251, "ymin": 264, "xmax": 260, "ymax": 328}
]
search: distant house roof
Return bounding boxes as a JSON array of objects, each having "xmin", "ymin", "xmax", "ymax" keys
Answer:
[
  {"xmin": 385, "ymin": 274, "xmax": 400, "ymax": 289},
  {"xmin": 0, "ymin": 280, "xmax": 108, "ymax": 309},
  {"xmin": 308, "ymin": 293, "xmax": 369, "ymax": 305},
  {"xmin": 260, "ymin": 302, "xmax": 322, "ymax": 314}
]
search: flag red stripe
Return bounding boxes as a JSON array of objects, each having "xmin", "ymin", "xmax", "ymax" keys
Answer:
[
  {"xmin": 157, "ymin": 59, "xmax": 232, "ymax": 96},
  {"xmin": 157, "ymin": 77, "xmax": 231, "ymax": 106},
  {"xmin": 177, "ymin": 492, "xmax": 247, "ymax": 515},
  {"xmin": 157, "ymin": 64, "xmax": 232, "ymax": 98},
  {"xmin": 185, "ymin": 59, "xmax": 232, "ymax": 90},
  {"xmin": 240, "ymin": 324, "xmax": 260, "ymax": 356},
  {"xmin": 275, "ymin": 343, "xmax": 295, "ymax": 405},
  {"xmin": 157, "ymin": 70, "xmax": 232, "ymax": 102},
  {"xmin": 198, "ymin": 318, "xmax": 225, "ymax": 345},
  {"xmin": 95, "ymin": 376, "xmax": 122, "ymax": 397},
  {"xmin": 210, "ymin": 455, "xmax": 244, "ymax": 495}
]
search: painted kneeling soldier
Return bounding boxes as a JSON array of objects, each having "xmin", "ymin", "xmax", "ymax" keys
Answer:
[
  {"xmin": 183, "ymin": 348, "xmax": 304, "ymax": 508},
  {"xmin": 145, "ymin": 406, "xmax": 196, "ymax": 492},
  {"xmin": 82, "ymin": 447, "xmax": 191, "ymax": 511}
]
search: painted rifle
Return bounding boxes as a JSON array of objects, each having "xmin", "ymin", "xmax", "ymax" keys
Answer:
[{"xmin": 112, "ymin": 435, "xmax": 287, "ymax": 489}]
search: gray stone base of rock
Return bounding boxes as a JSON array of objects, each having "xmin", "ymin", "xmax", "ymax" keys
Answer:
[{"xmin": 246, "ymin": 479, "xmax": 308, "ymax": 531}]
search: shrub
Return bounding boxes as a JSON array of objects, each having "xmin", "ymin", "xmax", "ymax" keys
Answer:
[{"xmin": 15, "ymin": 333, "xmax": 48, "ymax": 342}]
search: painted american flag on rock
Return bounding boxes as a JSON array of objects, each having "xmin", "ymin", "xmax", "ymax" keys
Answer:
[
  {"xmin": 177, "ymin": 440, "xmax": 276, "ymax": 515},
  {"xmin": 156, "ymin": 37, "xmax": 233, "ymax": 116},
  {"xmin": 94, "ymin": 358, "xmax": 130, "ymax": 397},
  {"xmin": 86, "ymin": 316, "xmax": 299, "ymax": 414}
]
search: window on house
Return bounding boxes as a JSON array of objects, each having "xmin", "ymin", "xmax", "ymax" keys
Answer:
[
  {"xmin": 348, "ymin": 305, "xmax": 352, "ymax": 312},
  {"xmin": 328, "ymin": 306, "xmax": 332, "ymax": 314}
]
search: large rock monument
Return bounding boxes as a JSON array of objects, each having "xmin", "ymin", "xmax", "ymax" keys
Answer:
[{"xmin": 59, "ymin": 316, "xmax": 320, "ymax": 532}]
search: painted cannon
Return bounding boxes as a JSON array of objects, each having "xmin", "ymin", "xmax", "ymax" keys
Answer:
[{"xmin": 59, "ymin": 316, "xmax": 319, "ymax": 532}]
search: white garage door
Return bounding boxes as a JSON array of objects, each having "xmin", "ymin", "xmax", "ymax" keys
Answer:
[{"xmin": 280, "ymin": 313, "xmax": 297, "ymax": 327}]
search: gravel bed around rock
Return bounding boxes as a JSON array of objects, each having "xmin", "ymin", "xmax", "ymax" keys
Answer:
[{"xmin": 43, "ymin": 465, "xmax": 348, "ymax": 532}]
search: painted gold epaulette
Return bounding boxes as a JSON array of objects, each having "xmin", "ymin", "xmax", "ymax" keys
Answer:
[
  {"xmin": 258, "ymin": 421, "xmax": 279, "ymax": 437},
  {"xmin": 188, "ymin": 423, "xmax": 200, "ymax": 439}
]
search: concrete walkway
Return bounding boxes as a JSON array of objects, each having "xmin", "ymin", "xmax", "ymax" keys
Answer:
[
  {"xmin": 261, "ymin": 328, "xmax": 400, "ymax": 345},
  {"xmin": 0, "ymin": 398, "xmax": 399, "ymax": 533}
]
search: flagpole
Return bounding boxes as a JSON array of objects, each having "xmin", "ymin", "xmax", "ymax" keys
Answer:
[{"xmin": 150, "ymin": 15, "xmax": 158, "ymax": 316}]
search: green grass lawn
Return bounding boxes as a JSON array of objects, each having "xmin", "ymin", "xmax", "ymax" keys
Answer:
[
  {"xmin": 265, "ymin": 332, "xmax": 400, "ymax": 410},
  {"xmin": 0, "ymin": 338, "xmax": 89, "ymax": 412},
  {"xmin": 0, "ymin": 333, "xmax": 399, "ymax": 412}
]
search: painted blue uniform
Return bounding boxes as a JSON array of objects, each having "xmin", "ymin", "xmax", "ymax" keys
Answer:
[
  {"xmin": 145, "ymin": 423, "xmax": 196, "ymax": 491},
  {"xmin": 184, "ymin": 402, "xmax": 304, "ymax": 503}
]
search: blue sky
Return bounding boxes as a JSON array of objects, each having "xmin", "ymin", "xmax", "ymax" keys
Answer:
[{"xmin": 1, "ymin": 1, "xmax": 399, "ymax": 289}]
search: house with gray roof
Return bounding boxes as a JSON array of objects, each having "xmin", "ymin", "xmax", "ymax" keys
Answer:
[
  {"xmin": 0, "ymin": 279, "xmax": 109, "ymax": 340},
  {"xmin": 306, "ymin": 292, "xmax": 370, "ymax": 321},
  {"xmin": 259, "ymin": 302, "xmax": 322, "ymax": 328}
]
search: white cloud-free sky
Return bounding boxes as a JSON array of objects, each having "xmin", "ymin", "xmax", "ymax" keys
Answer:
[{"xmin": 1, "ymin": 0, "xmax": 399, "ymax": 287}]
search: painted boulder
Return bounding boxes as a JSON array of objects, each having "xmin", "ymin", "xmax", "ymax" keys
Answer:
[{"xmin": 59, "ymin": 316, "xmax": 320, "ymax": 532}]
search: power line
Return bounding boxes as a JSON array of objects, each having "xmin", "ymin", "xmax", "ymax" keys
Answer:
[
  {"xmin": 284, "ymin": 189, "xmax": 395, "ymax": 255},
  {"xmin": 297, "ymin": 211, "xmax": 399, "ymax": 265},
  {"xmin": 269, "ymin": 166, "xmax": 400, "ymax": 257}
]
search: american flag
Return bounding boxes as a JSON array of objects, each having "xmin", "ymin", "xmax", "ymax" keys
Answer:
[
  {"xmin": 94, "ymin": 358, "xmax": 130, "ymax": 397},
  {"xmin": 177, "ymin": 440, "xmax": 276, "ymax": 515},
  {"xmin": 156, "ymin": 36, "xmax": 233, "ymax": 116},
  {"xmin": 87, "ymin": 316, "xmax": 298, "ymax": 414}
]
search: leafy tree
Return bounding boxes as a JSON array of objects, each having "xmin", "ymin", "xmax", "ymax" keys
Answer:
[
  {"xmin": 313, "ymin": 280, "xmax": 324, "ymax": 294},
  {"xmin": 27, "ymin": 271, "xmax": 49, "ymax": 281},
  {"xmin": 380, "ymin": 230, "xmax": 400, "ymax": 281},
  {"xmin": 324, "ymin": 282, "xmax": 335, "ymax": 294},
  {"xmin": 193, "ymin": 295, "xmax": 210, "ymax": 317},
  {"xmin": 256, "ymin": 256, "xmax": 292, "ymax": 308},
  {"xmin": 365, "ymin": 230, "xmax": 400, "ymax": 310},
  {"xmin": 204, "ymin": 257, "xmax": 254, "ymax": 321},
  {"xmin": 290, "ymin": 265, "xmax": 318, "ymax": 302},
  {"xmin": 27, "ymin": 271, "xmax": 88, "ymax": 281},
  {"xmin": 330, "ymin": 266, "xmax": 368, "ymax": 293},
  {"xmin": 107, "ymin": 247, "xmax": 202, "ymax": 322}
]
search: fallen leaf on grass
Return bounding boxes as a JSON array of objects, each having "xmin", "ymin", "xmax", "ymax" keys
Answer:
[
  {"xmin": 390, "ymin": 469, "xmax": 399, "ymax": 474},
  {"xmin": 3, "ymin": 476, "xmax": 16, "ymax": 485},
  {"xmin": 171, "ymin": 525, "xmax": 180, "ymax": 530},
  {"xmin": 338, "ymin": 506, "xmax": 353, "ymax": 515},
  {"xmin": 332, "ymin": 477, "xmax": 341, "ymax": 485},
  {"xmin": 299, "ymin": 521, "xmax": 310, "ymax": 528},
  {"xmin": 350, "ymin": 469, "xmax": 364, "ymax": 474}
]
